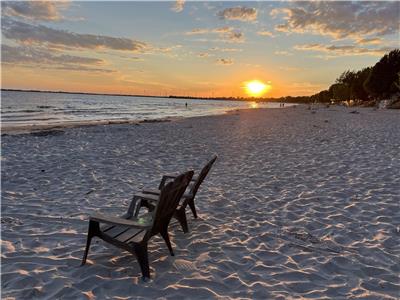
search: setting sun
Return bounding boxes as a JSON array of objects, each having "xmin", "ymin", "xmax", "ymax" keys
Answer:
[{"xmin": 244, "ymin": 80, "xmax": 270, "ymax": 97}]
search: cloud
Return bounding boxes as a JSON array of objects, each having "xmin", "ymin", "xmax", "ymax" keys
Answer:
[
  {"xmin": 1, "ymin": 1, "xmax": 69, "ymax": 21},
  {"xmin": 1, "ymin": 44, "xmax": 103, "ymax": 65},
  {"xmin": 186, "ymin": 27, "xmax": 233, "ymax": 35},
  {"xmin": 171, "ymin": 0, "xmax": 185, "ymax": 13},
  {"xmin": 198, "ymin": 52, "xmax": 211, "ymax": 58},
  {"xmin": 274, "ymin": 2, "xmax": 399, "ymax": 40},
  {"xmin": 185, "ymin": 26, "xmax": 244, "ymax": 43},
  {"xmin": 225, "ymin": 31, "xmax": 244, "ymax": 43},
  {"xmin": 186, "ymin": 28, "xmax": 210, "ymax": 35},
  {"xmin": 357, "ymin": 38, "xmax": 383, "ymax": 45},
  {"xmin": 257, "ymin": 30, "xmax": 274, "ymax": 37},
  {"xmin": 294, "ymin": 43, "xmax": 394, "ymax": 57},
  {"xmin": 274, "ymin": 51, "xmax": 293, "ymax": 56},
  {"xmin": 217, "ymin": 6, "xmax": 257, "ymax": 22},
  {"xmin": 50, "ymin": 65, "xmax": 115, "ymax": 73},
  {"xmin": 157, "ymin": 45, "xmax": 182, "ymax": 53},
  {"xmin": 213, "ymin": 26, "xmax": 234, "ymax": 34},
  {"xmin": 2, "ymin": 18, "xmax": 150, "ymax": 52},
  {"xmin": 216, "ymin": 58, "xmax": 234, "ymax": 65},
  {"xmin": 1, "ymin": 44, "xmax": 114, "ymax": 73},
  {"xmin": 210, "ymin": 47, "xmax": 242, "ymax": 52}
]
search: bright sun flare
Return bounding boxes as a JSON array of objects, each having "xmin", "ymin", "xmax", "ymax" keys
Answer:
[{"xmin": 244, "ymin": 80, "xmax": 270, "ymax": 97}]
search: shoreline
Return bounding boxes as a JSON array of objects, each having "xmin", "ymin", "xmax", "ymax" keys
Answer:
[{"xmin": 1, "ymin": 106, "xmax": 296, "ymax": 135}]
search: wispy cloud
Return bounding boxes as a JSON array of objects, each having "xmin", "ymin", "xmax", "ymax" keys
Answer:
[
  {"xmin": 274, "ymin": 2, "xmax": 399, "ymax": 40},
  {"xmin": 2, "ymin": 18, "xmax": 150, "ymax": 52},
  {"xmin": 216, "ymin": 58, "xmax": 234, "ymax": 65},
  {"xmin": 217, "ymin": 6, "xmax": 257, "ymax": 22},
  {"xmin": 185, "ymin": 26, "xmax": 244, "ymax": 43},
  {"xmin": 186, "ymin": 27, "xmax": 233, "ymax": 35},
  {"xmin": 171, "ymin": 0, "xmax": 185, "ymax": 13},
  {"xmin": 257, "ymin": 30, "xmax": 275, "ymax": 37},
  {"xmin": 2, "ymin": 44, "xmax": 114, "ymax": 73},
  {"xmin": 1, "ymin": 1, "xmax": 69, "ymax": 21},
  {"xmin": 51, "ymin": 65, "xmax": 115, "ymax": 73},
  {"xmin": 198, "ymin": 52, "xmax": 211, "ymax": 58},
  {"xmin": 225, "ymin": 31, "xmax": 244, "ymax": 43},
  {"xmin": 357, "ymin": 38, "xmax": 383, "ymax": 45},
  {"xmin": 294, "ymin": 43, "xmax": 394, "ymax": 57},
  {"xmin": 210, "ymin": 47, "xmax": 242, "ymax": 52},
  {"xmin": 274, "ymin": 51, "xmax": 293, "ymax": 56}
]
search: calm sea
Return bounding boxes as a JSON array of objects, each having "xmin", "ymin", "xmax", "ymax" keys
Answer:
[{"xmin": 1, "ymin": 90, "xmax": 284, "ymax": 130}]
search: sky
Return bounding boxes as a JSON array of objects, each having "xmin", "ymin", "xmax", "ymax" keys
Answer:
[{"xmin": 1, "ymin": 1, "xmax": 399, "ymax": 98}]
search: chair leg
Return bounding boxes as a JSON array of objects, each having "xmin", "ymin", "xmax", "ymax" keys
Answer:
[
  {"xmin": 81, "ymin": 220, "xmax": 99, "ymax": 266},
  {"xmin": 160, "ymin": 226, "xmax": 174, "ymax": 256},
  {"xmin": 133, "ymin": 243, "xmax": 150, "ymax": 279},
  {"xmin": 175, "ymin": 209, "xmax": 189, "ymax": 233},
  {"xmin": 188, "ymin": 199, "xmax": 198, "ymax": 219}
]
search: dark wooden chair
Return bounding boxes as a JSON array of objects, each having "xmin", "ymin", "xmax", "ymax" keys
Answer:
[
  {"xmin": 141, "ymin": 156, "xmax": 217, "ymax": 233},
  {"xmin": 81, "ymin": 170, "xmax": 194, "ymax": 279}
]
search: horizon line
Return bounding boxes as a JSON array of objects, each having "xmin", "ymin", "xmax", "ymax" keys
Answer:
[{"xmin": 1, "ymin": 88, "xmax": 310, "ymax": 101}]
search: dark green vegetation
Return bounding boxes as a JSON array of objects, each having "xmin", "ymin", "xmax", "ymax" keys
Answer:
[{"xmin": 274, "ymin": 49, "xmax": 400, "ymax": 105}]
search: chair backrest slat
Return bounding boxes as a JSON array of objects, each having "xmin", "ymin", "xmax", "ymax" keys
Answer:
[
  {"xmin": 189, "ymin": 156, "xmax": 217, "ymax": 197},
  {"xmin": 150, "ymin": 171, "xmax": 194, "ymax": 233}
]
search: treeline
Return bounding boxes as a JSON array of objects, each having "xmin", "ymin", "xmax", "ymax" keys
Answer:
[
  {"xmin": 266, "ymin": 49, "xmax": 400, "ymax": 105},
  {"xmin": 302, "ymin": 49, "xmax": 400, "ymax": 104}
]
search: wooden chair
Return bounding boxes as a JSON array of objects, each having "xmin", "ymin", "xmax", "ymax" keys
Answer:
[
  {"xmin": 141, "ymin": 156, "xmax": 217, "ymax": 233},
  {"xmin": 81, "ymin": 170, "xmax": 194, "ymax": 279}
]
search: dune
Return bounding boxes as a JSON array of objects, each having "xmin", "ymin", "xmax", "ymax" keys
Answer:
[{"xmin": 1, "ymin": 105, "xmax": 399, "ymax": 299}]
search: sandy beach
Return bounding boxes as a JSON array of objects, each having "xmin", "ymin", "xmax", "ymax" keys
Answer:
[{"xmin": 1, "ymin": 106, "xmax": 400, "ymax": 299}]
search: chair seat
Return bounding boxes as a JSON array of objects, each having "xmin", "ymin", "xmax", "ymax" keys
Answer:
[
  {"xmin": 99, "ymin": 213, "xmax": 153, "ymax": 243},
  {"xmin": 102, "ymin": 225, "xmax": 145, "ymax": 243}
]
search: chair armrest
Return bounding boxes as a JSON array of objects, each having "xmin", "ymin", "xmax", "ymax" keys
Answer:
[
  {"xmin": 90, "ymin": 213, "xmax": 152, "ymax": 228},
  {"xmin": 141, "ymin": 188, "xmax": 161, "ymax": 195},
  {"xmin": 134, "ymin": 192, "xmax": 160, "ymax": 203}
]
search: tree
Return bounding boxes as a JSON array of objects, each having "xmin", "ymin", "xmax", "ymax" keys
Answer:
[
  {"xmin": 351, "ymin": 68, "xmax": 371, "ymax": 101},
  {"xmin": 329, "ymin": 83, "xmax": 350, "ymax": 101},
  {"xmin": 364, "ymin": 49, "xmax": 400, "ymax": 99}
]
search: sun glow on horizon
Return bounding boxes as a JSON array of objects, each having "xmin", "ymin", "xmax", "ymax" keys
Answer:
[{"xmin": 244, "ymin": 80, "xmax": 271, "ymax": 97}]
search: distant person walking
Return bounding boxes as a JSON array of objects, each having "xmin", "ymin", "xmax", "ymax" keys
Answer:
[{"xmin": 185, "ymin": 102, "xmax": 188, "ymax": 108}]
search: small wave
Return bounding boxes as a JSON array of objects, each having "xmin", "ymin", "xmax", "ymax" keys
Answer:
[
  {"xmin": 37, "ymin": 105, "xmax": 55, "ymax": 109},
  {"xmin": 2, "ymin": 117, "xmax": 60, "ymax": 123},
  {"xmin": 2, "ymin": 114, "xmax": 45, "ymax": 119},
  {"xmin": 54, "ymin": 109, "xmax": 115, "ymax": 114},
  {"xmin": 2, "ymin": 109, "xmax": 44, "ymax": 114}
]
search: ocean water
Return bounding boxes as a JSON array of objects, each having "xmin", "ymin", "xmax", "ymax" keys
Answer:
[{"xmin": 1, "ymin": 90, "xmax": 284, "ymax": 130}]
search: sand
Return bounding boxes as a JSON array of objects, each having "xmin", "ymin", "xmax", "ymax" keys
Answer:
[{"xmin": 1, "ymin": 105, "xmax": 400, "ymax": 299}]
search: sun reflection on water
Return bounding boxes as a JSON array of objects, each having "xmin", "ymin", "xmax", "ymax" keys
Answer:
[{"xmin": 250, "ymin": 102, "xmax": 259, "ymax": 109}]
